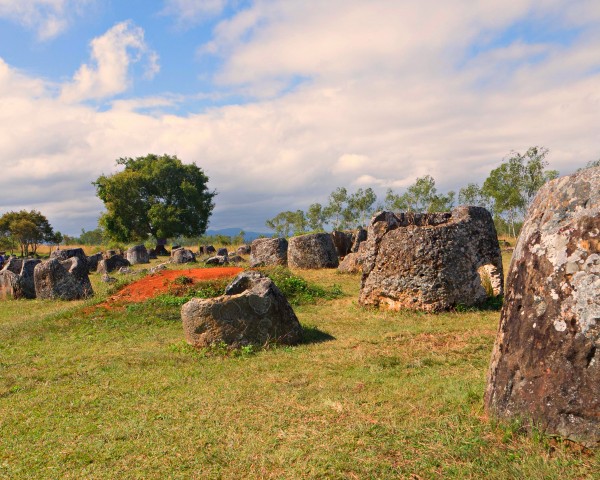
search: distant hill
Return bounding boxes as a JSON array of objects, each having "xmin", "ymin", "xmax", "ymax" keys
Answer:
[{"xmin": 204, "ymin": 228, "xmax": 270, "ymax": 242}]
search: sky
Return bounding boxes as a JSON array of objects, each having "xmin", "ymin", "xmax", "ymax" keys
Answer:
[{"xmin": 0, "ymin": 0, "xmax": 599, "ymax": 236}]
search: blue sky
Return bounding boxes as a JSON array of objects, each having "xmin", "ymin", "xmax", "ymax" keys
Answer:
[{"xmin": 0, "ymin": 0, "xmax": 599, "ymax": 235}]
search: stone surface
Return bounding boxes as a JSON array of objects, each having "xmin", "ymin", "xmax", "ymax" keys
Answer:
[
  {"xmin": 205, "ymin": 255, "xmax": 228, "ymax": 265},
  {"xmin": 485, "ymin": 167, "xmax": 600, "ymax": 447},
  {"xmin": 154, "ymin": 245, "xmax": 169, "ymax": 256},
  {"xmin": 126, "ymin": 245, "xmax": 149, "ymax": 265},
  {"xmin": 51, "ymin": 248, "xmax": 89, "ymax": 270},
  {"xmin": 17, "ymin": 259, "xmax": 41, "ymax": 299},
  {"xmin": 359, "ymin": 207, "xmax": 503, "ymax": 312},
  {"xmin": 103, "ymin": 249, "xmax": 118, "ymax": 259},
  {"xmin": 148, "ymin": 248, "xmax": 158, "ymax": 259},
  {"xmin": 171, "ymin": 248, "xmax": 196, "ymax": 264},
  {"xmin": 60, "ymin": 257, "xmax": 94, "ymax": 297},
  {"xmin": 97, "ymin": 255, "xmax": 130, "ymax": 274},
  {"xmin": 331, "ymin": 230, "xmax": 354, "ymax": 258},
  {"xmin": 237, "ymin": 245, "xmax": 251, "ymax": 255},
  {"xmin": 217, "ymin": 248, "xmax": 228, "ymax": 257},
  {"xmin": 338, "ymin": 252, "xmax": 362, "ymax": 274},
  {"xmin": 86, "ymin": 253, "xmax": 103, "ymax": 272},
  {"xmin": 34, "ymin": 258, "xmax": 90, "ymax": 300},
  {"xmin": 181, "ymin": 271, "xmax": 303, "ymax": 348},
  {"xmin": 227, "ymin": 255, "xmax": 244, "ymax": 264},
  {"xmin": 351, "ymin": 227, "xmax": 368, "ymax": 253},
  {"xmin": 150, "ymin": 263, "xmax": 168, "ymax": 274},
  {"xmin": 2, "ymin": 257, "xmax": 23, "ymax": 274},
  {"xmin": 288, "ymin": 233, "xmax": 339, "ymax": 269},
  {"xmin": 0, "ymin": 270, "xmax": 20, "ymax": 299},
  {"xmin": 250, "ymin": 238, "xmax": 288, "ymax": 267}
]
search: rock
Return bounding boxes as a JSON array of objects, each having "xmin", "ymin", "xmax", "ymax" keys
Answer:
[
  {"xmin": 103, "ymin": 249, "xmax": 118, "ymax": 260},
  {"xmin": 351, "ymin": 227, "xmax": 368, "ymax": 253},
  {"xmin": 288, "ymin": 233, "xmax": 339, "ymax": 269},
  {"xmin": 338, "ymin": 252, "xmax": 362, "ymax": 274},
  {"xmin": 17, "ymin": 259, "xmax": 41, "ymax": 299},
  {"xmin": 50, "ymin": 248, "xmax": 88, "ymax": 271},
  {"xmin": 331, "ymin": 231, "xmax": 354, "ymax": 258},
  {"xmin": 204, "ymin": 245, "xmax": 216, "ymax": 255},
  {"xmin": 227, "ymin": 255, "xmax": 244, "ymax": 264},
  {"xmin": 86, "ymin": 253, "xmax": 103, "ymax": 272},
  {"xmin": 154, "ymin": 245, "xmax": 170, "ymax": 256},
  {"xmin": 34, "ymin": 258, "xmax": 90, "ymax": 300},
  {"xmin": 237, "ymin": 245, "xmax": 251, "ymax": 255},
  {"xmin": 181, "ymin": 271, "xmax": 303, "ymax": 348},
  {"xmin": 126, "ymin": 245, "xmax": 149, "ymax": 265},
  {"xmin": 205, "ymin": 255, "xmax": 228, "ymax": 265},
  {"xmin": 148, "ymin": 248, "xmax": 158, "ymax": 259},
  {"xmin": 150, "ymin": 263, "xmax": 168, "ymax": 274},
  {"xmin": 485, "ymin": 167, "xmax": 600, "ymax": 448},
  {"xmin": 172, "ymin": 244, "xmax": 181, "ymax": 251},
  {"xmin": 97, "ymin": 255, "xmax": 130, "ymax": 274},
  {"xmin": 60, "ymin": 257, "xmax": 94, "ymax": 297},
  {"xmin": 359, "ymin": 207, "xmax": 503, "ymax": 312},
  {"xmin": 2, "ymin": 257, "xmax": 23, "ymax": 274},
  {"xmin": 0, "ymin": 270, "xmax": 20, "ymax": 299},
  {"xmin": 171, "ymin": 248, "xmax": 196, "ymax": 264},
  {"xmin": 250, "ymin": 238, "xmax": 288, "ymax": 267},
  {"xmin": 101, "ymin": 274, "xmax": 117, "ymax": 283},
  {"xmin": 118, "ymin": 267, "xmax": 132, "ymax": 274},
  {"xmin": 217, "ymin": 248, "xmax": 228, "ymax": 257}
]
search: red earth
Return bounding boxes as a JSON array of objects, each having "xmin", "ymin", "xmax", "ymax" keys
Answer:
[{"xmin": 102, "ymin": 266, "xmax": 243, "ymax": 306}]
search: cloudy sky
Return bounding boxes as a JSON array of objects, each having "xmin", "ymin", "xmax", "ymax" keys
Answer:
[{"xmin": 1, "ymin": 0, "xmax": 599, "ymax": 235}]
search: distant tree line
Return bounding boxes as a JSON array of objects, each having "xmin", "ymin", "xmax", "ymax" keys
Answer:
[
  {"xmin": 266, "ymin": 146, "xmax": 565, "ymax": 238},
  {"xmin": 0, "ymin": 210, "xmax": 61, "ymax": 256}
]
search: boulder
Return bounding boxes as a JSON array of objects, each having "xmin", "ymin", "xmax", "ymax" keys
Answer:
[
  {"xmin": 148, "ymin": 248, "xmax": 158, "ymax": 260},
  {"xmin": 338, "ymin": 252, "xmax": 362, "ymax": 274},
  {"xmin": 250, "ymin": 238, "xmax": 288, "ymax": 267},
  {"xmin": 154, "ymin": 245, "xmax": 170, "ymax": 256},
  {"xmin": 359, "ymin": 207, "xmax": 503, "ymax": 312},
  {"xmin": 97, "ymin": 255, "xmax": 130, "ymax": 274},
  {"xmin": 331, "ymin": 231, "xmax": 354, "ymax": 258},
  {"xmin": 237, "ymin": 245, "xmax": 251, "ymax": 255},
  {"xmin": 217, "ymin": 247, "xmax": 228, "ymax": 257},
  {"xmin": 171, "ymin": 248, "xmax": 196, "ymax": 264},
  {"xmin": 86, "ymin": 253, "xmax": 103, "ymax": 272},
  {"xmin": 101, "ymin": 274, "xmax": 117, "ymax": 283},
  {"xmin": 203, "ymin": 245, "xmax": 216, "ymax": 255},
  {"xmin": 2, "ymin": 257, "xmax": 23, "ymax": 274},
  {"xmin": 17, "ymin": 259, "xmax": 41, "ymax": 299},
  {"xmin": 103, "ymin": 250, "xmax": 118, "ymax": 260},
  {"xmin": 126, "ymin": 245, "xmax": 149, "ymax": 265},
  {"xmin": 0, "ymin": 270, "xmax": 20, "ymax": 299},
  {"xmin": 485, "ymin": 167, "xmax": 600, "ymax": 447},
  {"xmin": 351, "ymin": 227, "xmax": 368, "ymax": 253},
  {"xmin": 150, "ymin": 263, "xmax": 168, "ymax": 274},
  {"xmin": 34, "ymin": 258, "xmax": 91, "ymax": 300},
  {"xmin": 288, "ymin": 233, "xmax": 339, "ymax": 269},
  {"xmin": 51, "ymin": 248, "xmax": 89, "ymax": 271},
  {"xmin": 227, "ymin": 255, "xmax": 244, "ymax": 264},
  {"xmin": 205, "ymin": 255, "xmax": 228, "ymax": 266},
  {"xmin": 181, "ymin": 271, "xmax": 303, "ymax": 348},
  {"xmin": 60, "ymin": 257, "xmax": 94, "ymax": 297}
]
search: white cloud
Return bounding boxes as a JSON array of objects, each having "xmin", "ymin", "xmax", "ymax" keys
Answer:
[
  {"xmin": 0, "ymin": 0, "xmax": 93, "ymax": 40},
  {"xmin": 60, "ymin": 21, "xmax": 159, "ymax": 103},
  {"xmin": 161, "ymin": 0, "xmax": 228, "ymax": 26},
  {"xmin": 2, "ymin": 1, "xmax": 600, "ymax": 234}
]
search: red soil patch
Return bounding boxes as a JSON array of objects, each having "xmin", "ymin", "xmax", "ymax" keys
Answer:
[{"xmin": 101, "ymin": 266, "xmax": 243, "ymax": 307}]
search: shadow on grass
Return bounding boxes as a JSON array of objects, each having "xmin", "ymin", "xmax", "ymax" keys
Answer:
[{"xmin": 301, "ymin": 324, "xmax": 336, "ymax": 344}]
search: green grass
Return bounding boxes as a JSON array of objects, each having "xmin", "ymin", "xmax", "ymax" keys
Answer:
[{"xmin": 0, "ymin": 257, "xmax": 597, "ymax": 479}]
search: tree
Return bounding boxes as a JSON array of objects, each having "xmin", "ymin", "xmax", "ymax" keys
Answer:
[
  {"xmin": 0, "ymin": 210, "xmax": 54, "ymax": 257},
  {"xmin": 482, "ymin": 146, "xmax": 557, "ymax": 237},
  {"xmin": 265, "ymin": 210, "xmax": 307, "ymax": 237},
  {"xmin": 385, "ymin": 176, "xmax": 454, "ymax": 213},
  {"xmin": 323, "ymin": 187, "xmax": 348, "ymax": 229},
  {"xmin": 94, "ymin": 154, "xmax": 216, "ymax": 245},
  {"xmin": 345, "ymin": 187, "xmax": 377, "ymax": 227},
  {"xmin": 306, "ymin": 203, "xmax": 326, "ymax": 231}
]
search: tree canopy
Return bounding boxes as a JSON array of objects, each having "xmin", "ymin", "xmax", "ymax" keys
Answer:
[
  {"xmin": 94, "ymin": 154, "xmax": 216, "ymax": 243},
  {"xmin": 0, "ymin": 210, "xmax": 55, "ymax": 256}
]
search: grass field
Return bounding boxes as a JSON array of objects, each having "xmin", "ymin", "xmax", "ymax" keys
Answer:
[{"xmin": 0, "ymin": 254, "xmax": 598, "ymax": 479}]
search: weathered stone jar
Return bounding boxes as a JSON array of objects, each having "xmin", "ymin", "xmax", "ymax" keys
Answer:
[
  {"xmin": 359, "ymin": 206, "xmax": 503, "ymax": 312},
  {"xmin": 485, "ymin": 167, "xmax": 600, "ymax": 447}
]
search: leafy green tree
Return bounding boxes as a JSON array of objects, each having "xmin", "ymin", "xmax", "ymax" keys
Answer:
[
  {"xmin": 385, "ymin": 176, "xmax": 454, "ymax": 213},
  {"xmin": 265, "ymin": 210, "xmax": 307, "ymax": 237},
  {"xmin": 78, "ymin": 228, "xmax": 105, "ymax": 246},
  {"xmin": 306, "ymin": 203, "xmax": 326, "ymax": 231},
  {"xmin": 482, "ymin": 146, "xmax": 557, "ymax": 237},
  {"xmin": 0, "ymin": 210, "xmax": 54, "ymax": 256},
  {"xmin": 94, "ymin": 154, "xmax": 216, "ymax": 246},
  {"xmin": 323, "ymin": 187, "xmax": 348, "ymax": 229},
  {"xmin": 345, "ymin": 187, "xmax": 377, "ymax": 227}
]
